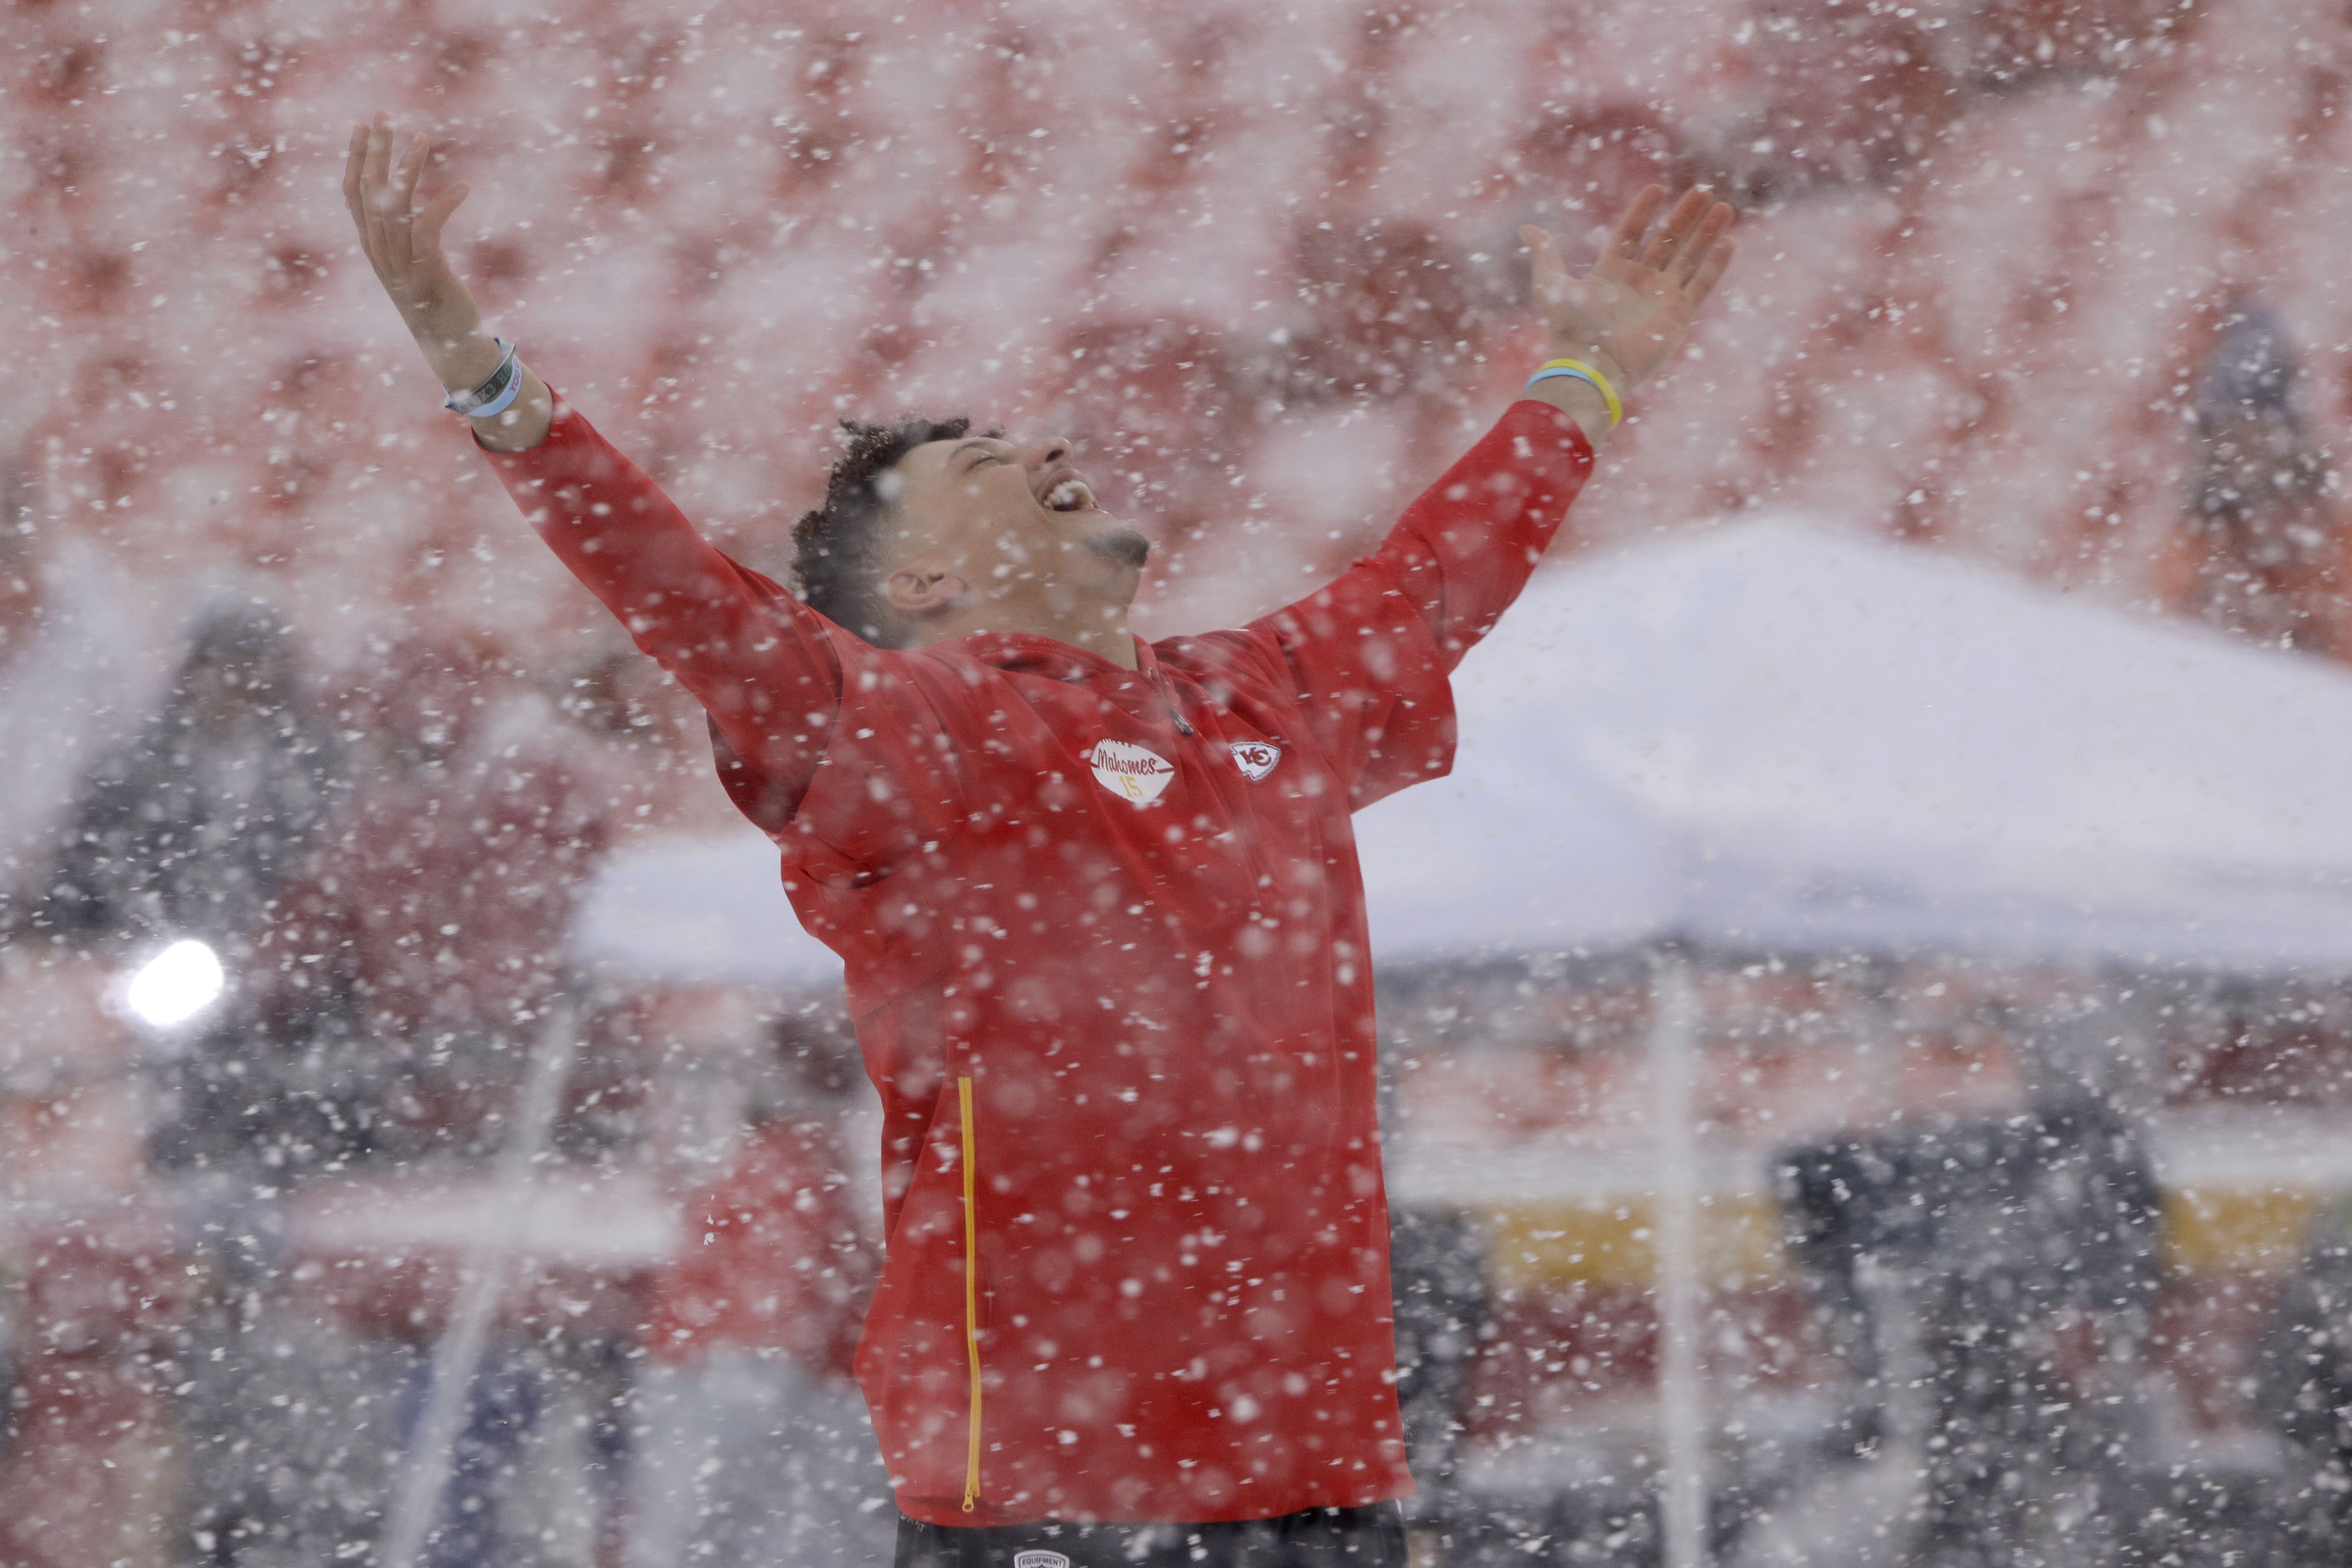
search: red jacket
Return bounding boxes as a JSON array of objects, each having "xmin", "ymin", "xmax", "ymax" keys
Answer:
[{"xmin": 475, "ymin": 387, "xmax": 1591, "ymax": 1525}]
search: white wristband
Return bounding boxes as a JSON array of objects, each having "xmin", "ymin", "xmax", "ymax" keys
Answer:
[{"xmin": 445, "ymin": 336, "xmax": 523, "ymax": 417}]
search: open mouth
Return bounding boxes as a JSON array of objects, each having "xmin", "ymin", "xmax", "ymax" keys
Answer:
[{"xmin": 1042, "ymin": 476, "xmax": 1097, "ymax": 513}]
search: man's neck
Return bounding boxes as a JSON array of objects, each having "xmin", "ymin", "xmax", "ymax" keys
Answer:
[
  {"xmin": 919, "ymin": 608, "xmax": 1140, "ymax": 669},
  {"xmin": 894, "ymin": 557, "xmax": 1147, "ymax": 667},
  {"xmin": 1052, "ymin": 618, "xmax": 1140, "ymax": 669}
]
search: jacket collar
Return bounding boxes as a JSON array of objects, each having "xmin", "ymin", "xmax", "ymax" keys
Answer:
[{"xmin": 950, "ymin": 630, "xmax": 1155, "ymax": 682}]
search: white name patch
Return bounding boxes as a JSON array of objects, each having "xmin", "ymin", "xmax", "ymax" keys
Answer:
[{"xmin": 1089, "ymin": 738, "xmax": 1176, "ymax": 805}]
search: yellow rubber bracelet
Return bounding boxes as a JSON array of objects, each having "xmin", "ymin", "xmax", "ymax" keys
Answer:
[{"xmin": 1527, "ymin": 357, "xmax": 1624, "ymax": 428}]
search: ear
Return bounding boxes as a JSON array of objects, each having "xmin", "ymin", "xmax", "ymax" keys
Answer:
[{"xmin": 880, "ymin": 565, "xmax": 968, "ymax": 617}]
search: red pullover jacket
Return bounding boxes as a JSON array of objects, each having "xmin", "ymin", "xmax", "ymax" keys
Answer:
[{"xmin": 474, "ymin": 387, "xmax": 1592, "ymax": 1526}]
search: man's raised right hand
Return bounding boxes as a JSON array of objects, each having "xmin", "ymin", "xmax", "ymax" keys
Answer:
[{"xmin": 342, "ymin": 111, "xmax": 551, "ymax": 449}]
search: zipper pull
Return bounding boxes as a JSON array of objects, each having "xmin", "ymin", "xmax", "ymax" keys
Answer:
[{"xmin": 1150, "ymin": 669, "xmax": 1195, "ymax": 736}]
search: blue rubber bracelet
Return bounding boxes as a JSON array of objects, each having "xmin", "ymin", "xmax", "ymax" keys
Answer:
[{"xmin": 1526, "ymin": 364, "xmax": 1612, "ymax": 408}]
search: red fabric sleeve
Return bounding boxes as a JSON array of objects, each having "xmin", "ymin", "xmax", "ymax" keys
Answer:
[
  {"xmin": 472, "ymin": 387, "xmax": 970, "ymax": 871},
  {"xmin": 469, "ymin": 384, "xmax": 840, "ymax": 827},
  {"xmin": 1230, "ymin": 399, "xmax": 1594, "ymax": 809}
]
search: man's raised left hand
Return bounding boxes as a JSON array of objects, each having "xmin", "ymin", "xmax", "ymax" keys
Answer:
[{"xmin": 1522, "ymin": 185, "xmax": 1737, "ymax": 397}]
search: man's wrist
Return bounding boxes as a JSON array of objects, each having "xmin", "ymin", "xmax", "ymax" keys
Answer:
[
  {"xmin": 1522, "ymin": 375, "xmax": 1615, "ymax": 450},
  {"xmin": 415, "ymin": 316, "xmax": 553, "ymax": 452},
  {"xmin": 1548, "ymin": 341, "xmax": 1632, "ymax": 396},
  {"xmin": 1525, "ymin": 346, "xmax": 1626, "ymax": 449},
  {"xmin": 425, "ymin": 331, "xmax": 505, "ymax": 397},
  {"xmin": 466, "ymin": 362, "xmax": 555, "ymax": 453}
]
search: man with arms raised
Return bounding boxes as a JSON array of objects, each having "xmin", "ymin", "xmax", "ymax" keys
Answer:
[{"xmin": 344, "ymin": 110, "xmax": 1733, "ymax": 1567}]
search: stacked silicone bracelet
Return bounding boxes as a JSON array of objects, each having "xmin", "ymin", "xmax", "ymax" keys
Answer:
[
  {"xmin": 444, "ymin": 336, "xmax": 523, "ymax": 418},
  {"xmin": 1525, "ymin": 357, "xmax": 1623, "ymax": 428}
]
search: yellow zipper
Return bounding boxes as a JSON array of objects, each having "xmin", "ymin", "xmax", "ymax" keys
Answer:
[{"xmin": 958, "ymin": 1075, "xmax": 982, "ymax": 1512}]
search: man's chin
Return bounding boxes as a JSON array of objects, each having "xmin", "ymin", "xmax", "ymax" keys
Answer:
[{"xmin": 1083, "ymin": 521, "xmax": 1151, "ymax": 571}]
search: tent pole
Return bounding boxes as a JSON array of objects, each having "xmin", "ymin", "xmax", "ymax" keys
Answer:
[
  {"xmin": 1651, "ymin": 944, "xmax": 1707, "ymax": 1568},
  {"xmin": 380, "ymin": 1001, "xmax": 581, "ymax": 1568}
]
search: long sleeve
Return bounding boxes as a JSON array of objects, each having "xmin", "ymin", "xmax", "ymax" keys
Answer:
[
  {"xmin": 1340, "ymin": 397, "xmax": 1593, "ymax": 671},
  {"xmin": 470, "ymin": 383, "xmax": 841, "ymax": 828},
  {"xmin": 1181, "ymin": 398, "xmax": 1593, "ymax": 810}
]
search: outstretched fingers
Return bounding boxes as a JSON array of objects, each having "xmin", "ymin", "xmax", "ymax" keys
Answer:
[
  {"xmin": 355, "ymin": 116, "xmax": 400, "ymax": 268},
  {"xmin": 1685, "ymin": 235, "xmax": 1736, "ymax": 309},
  {"xmin": 396, "ymin": 129, "xmax": 429, "ymax": 207},
  {"xmin": 1667, "ymin": 201, "xmax": 1736, "ymax": 291},
  {"xmin": 414, "ymin": 173, "xmax": 470, "ymax": 254},
  {"xmin": 1638, "ymin": 187, "xmax": 1713, "ymax": 273},
  {"xmin": 342, "ymin": 121, "xmax": 367, "ymax": 222},
  {"xmin": 361, "ymin": 114, "xmax": 395, "ymax": 215},
  {"xmin": 349, "ymin": 113, "xmax": 460, "ymax": 291},
  {"xmin": 1606, "ymin": 184, "xmax": 1670, "ymax": 263},
  {"xmin": 384, "ymin": 132, "xmax": 429, "ymax": 261}
]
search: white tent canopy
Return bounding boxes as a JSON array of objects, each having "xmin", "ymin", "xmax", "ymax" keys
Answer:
[
  {"xmin": 573, "ymin": 826, "xmax": 842, "ymax": 988},
  {"xmin": 1356, "ymin": 515, "xmax": 2352, "ymax": 974},
  {"xmin": 574, "ymin": 516, "xmax": 2352, "ymax": 986}
]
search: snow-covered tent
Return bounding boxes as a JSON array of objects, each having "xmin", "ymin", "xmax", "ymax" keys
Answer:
[
  {"xmin": 573, "ymin": 827, "xmax": 839, "ymax": 988},
  {"xmin": 1356, "ymin": 514, "xmax": 2352, "ymax": 975}
]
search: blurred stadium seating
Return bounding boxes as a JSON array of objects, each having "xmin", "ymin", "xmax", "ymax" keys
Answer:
[{"xmin": 5, "ymin": 0, "xmax": 2351, "ymax": 1562}]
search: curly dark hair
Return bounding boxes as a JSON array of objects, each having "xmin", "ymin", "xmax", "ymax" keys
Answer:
[{"xmin": 791, "ymin": 414, "xmax": 996, "ymax": 647}]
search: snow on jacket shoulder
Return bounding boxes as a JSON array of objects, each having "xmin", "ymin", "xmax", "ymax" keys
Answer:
[{"xmin": 473, "ymin": 389, "xmax": 1591, "ymax": 1526}]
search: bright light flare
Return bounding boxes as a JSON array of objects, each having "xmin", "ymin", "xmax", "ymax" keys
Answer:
[{"xmin": 124, "ymin": 939, "xmax": 225, "ymax": 1028}]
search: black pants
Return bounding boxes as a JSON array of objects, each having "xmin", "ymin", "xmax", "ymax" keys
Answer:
[{"xmin": 895, "ymin": 1502, "xmax": 1407, "ymax": 1568}]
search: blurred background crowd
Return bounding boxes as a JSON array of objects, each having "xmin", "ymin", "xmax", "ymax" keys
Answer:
[{"xmin": 6, "ymin": 0, "xmax": 2352, "ymax": 1565}]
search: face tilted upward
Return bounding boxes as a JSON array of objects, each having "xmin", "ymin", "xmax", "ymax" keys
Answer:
[{"xmin": 878, "ymin": 432, "xmax": 1152, "ymax": 635}]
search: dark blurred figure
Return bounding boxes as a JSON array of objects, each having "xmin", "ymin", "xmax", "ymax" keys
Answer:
[
  {"xmin": 1769, "ymin": 1095, "xmax": 2169, "ymax": 1568},
  {"xmin": 176, "ymin": 1203, "xmax": 405, "ymax": 1568},
  {"xmin": 261, "ymin": 632, "xmax": 618, "ymax": 1167},
  {"xmin": 2175, "ymin": 300, "xmax": 2348, "ymax": 654},
  {"xmin": 63, "ymin": 606, "xmax": 393, "ymax": 1185},
  {"xmin": 8, "ymin": 602, "xmax": 360, "ymax": 1568},
  {"xmin": 1387, "ymin": 1205, "xmax": 1490, "ymax": 1563},
  {"xmin": 0, "ymin": 483, "xmax": 182, "ymax": 933},
  {"xmin": 2253, "ymin": 1196, "xmax": 2352, "ymax": 1567},
  {"xmin": 26, "ymin": 604, "xmax": 418, "ymax": 1568},
  {"xmin": 35, "ymin": 604, "xmax": 342, "ymax": 951},
  {"xmin": 393, "ymin": 1331, "xmax": 633, "ymax": 1568},
  {"xmin": 627, "ymin": 1016, "xmax": 891, "ymax": 1568}
]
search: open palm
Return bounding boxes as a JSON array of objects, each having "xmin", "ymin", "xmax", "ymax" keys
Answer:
[
  {"xmin": 344, "ymin": 113, "xmax": 477, "ymax": 335},
  {"xmin": 1523, "ymin": 186, "xmax": 1736, "ymax": 392}
]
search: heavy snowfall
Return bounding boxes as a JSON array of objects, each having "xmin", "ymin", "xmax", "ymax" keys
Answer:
[{"xmin": 4, "ymin": 0, "xmax": 2352, "ymax": 1565}]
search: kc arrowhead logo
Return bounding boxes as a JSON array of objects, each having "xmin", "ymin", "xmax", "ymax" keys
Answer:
[
  {"xmin": 1089, "ymin": 738, "xmax": 1176, "ymax": 805},
  {"xmin": 1229, "ymin": 741, "xmax": 1282, "ymax": 781}
]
